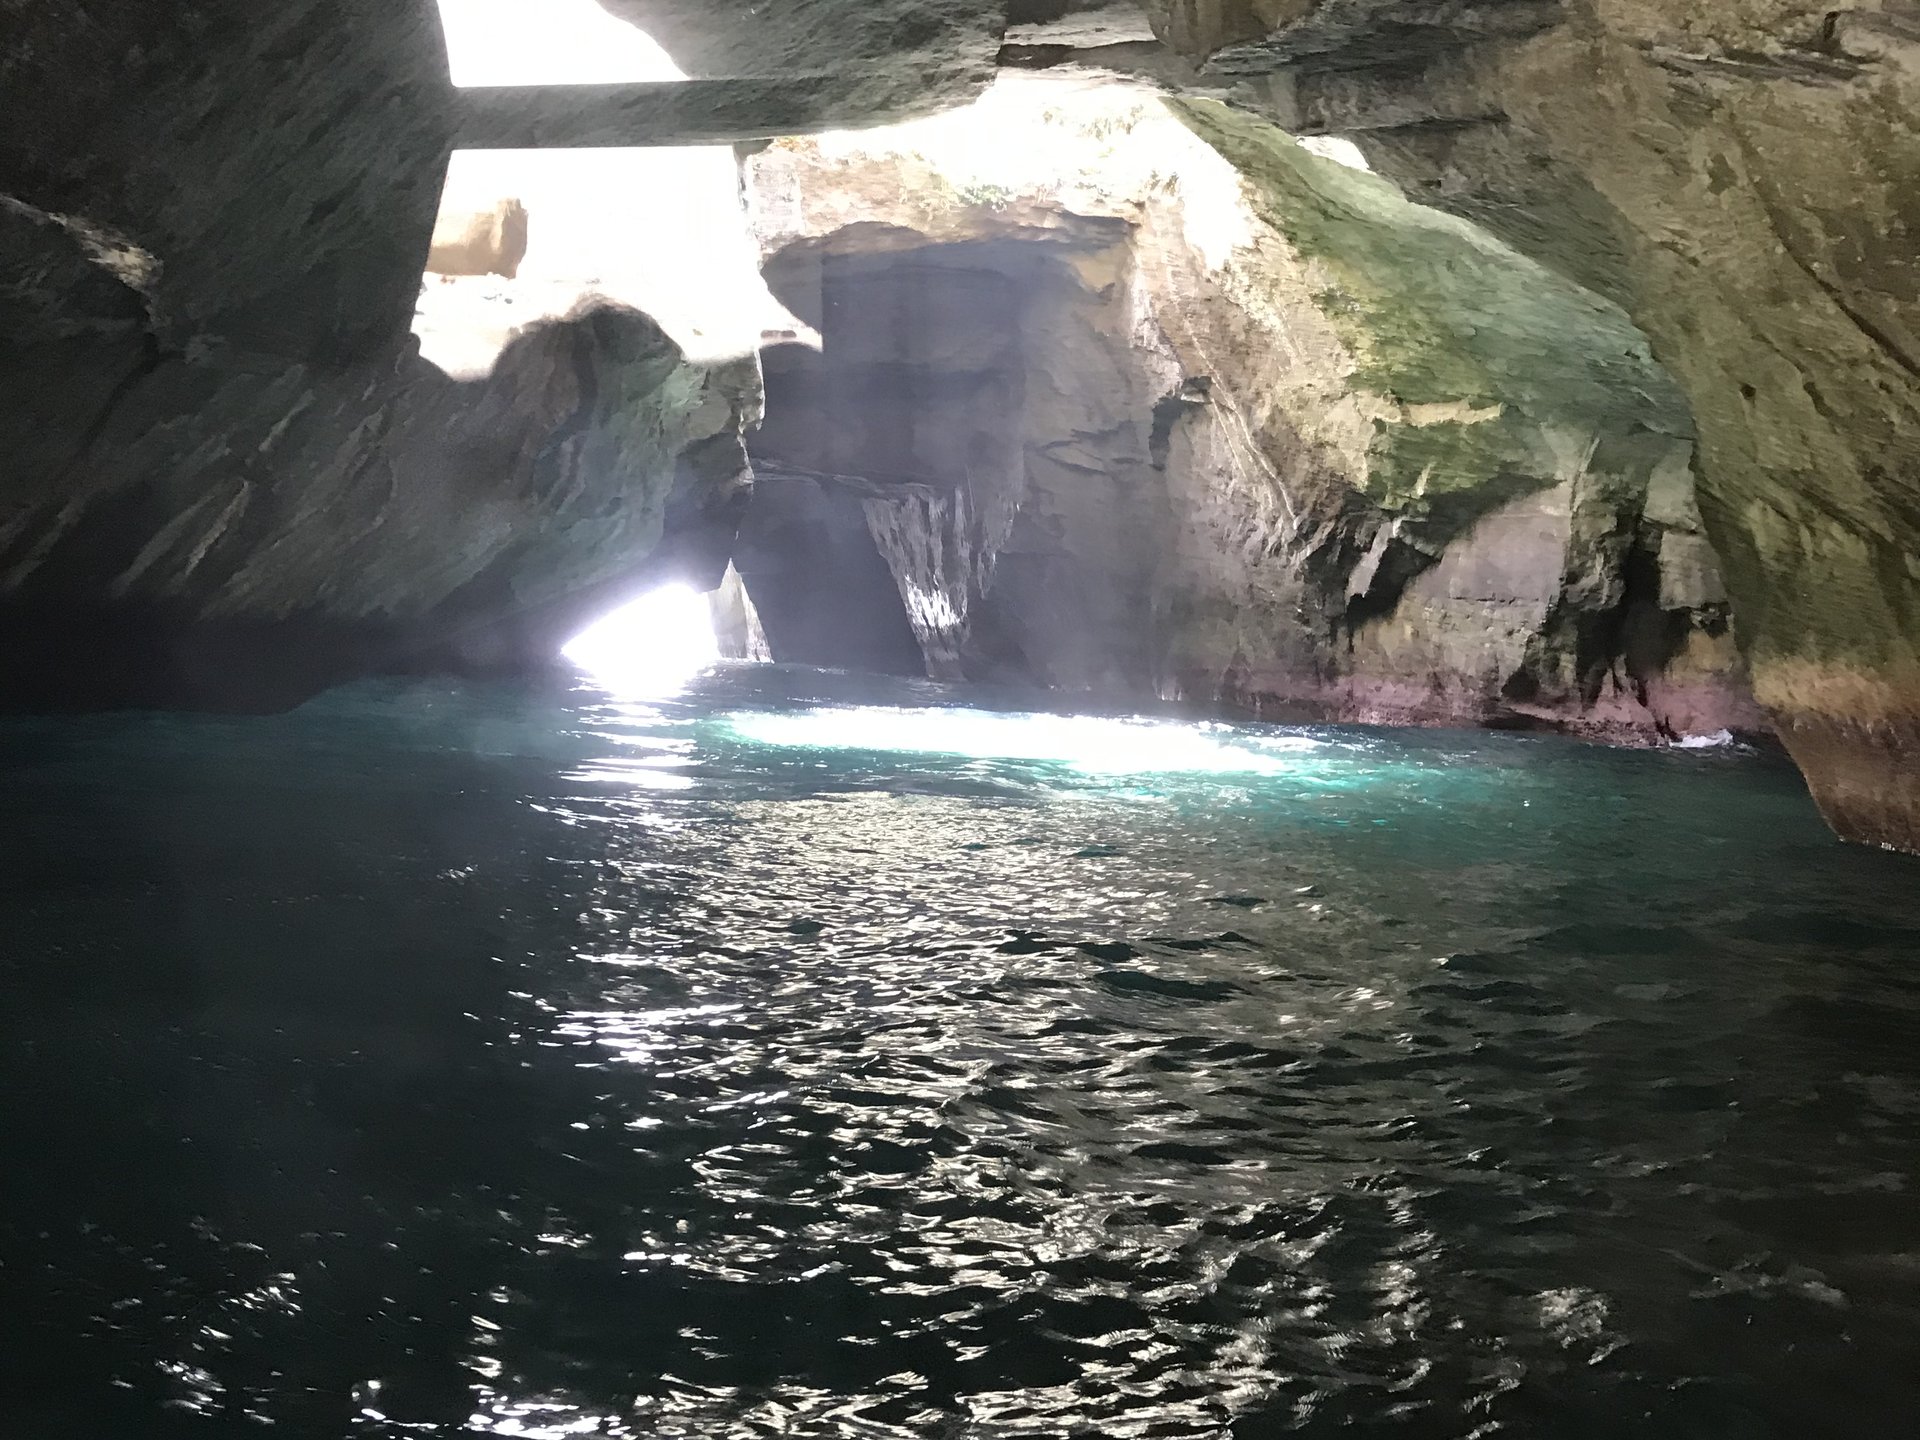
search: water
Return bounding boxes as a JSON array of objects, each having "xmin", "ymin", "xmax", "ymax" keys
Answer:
[{"xmin": 3, "ymin": 664, "xmax": 1918, "ymax": 1438}]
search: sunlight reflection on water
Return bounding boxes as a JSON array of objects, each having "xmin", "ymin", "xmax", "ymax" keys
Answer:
[
  {"xmin": 718, "ymin": 705, "xmax": 1327, "ymax": 776},
  {"xmin": 4, "ymin": 667, "xmax": 1919, "ymax": 1436}
]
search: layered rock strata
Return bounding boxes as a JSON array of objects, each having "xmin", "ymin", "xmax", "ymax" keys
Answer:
[
  {"xmin": 742, "ymin": 77, "xmax": 1758, "ymax": 741},
  {"xmin": 1145, "ymin": 0, "xmax": 1920, "ymax": 842}
]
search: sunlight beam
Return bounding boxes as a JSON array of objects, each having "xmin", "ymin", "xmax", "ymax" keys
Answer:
[{"xmin": 563, "ymin": 584, "xmax": 720, "ymax": 694}]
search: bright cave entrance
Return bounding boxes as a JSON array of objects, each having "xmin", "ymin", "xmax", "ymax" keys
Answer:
[
  {"xmin": 559, "ymin": 583, "xmax": 719, "ymax": 692},
  {"xmin": 11, "ymin": 8, "xmax": 1918, "ymax": 1436}
]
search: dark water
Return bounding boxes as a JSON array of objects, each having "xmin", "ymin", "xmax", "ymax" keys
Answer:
[{"xmin": 3, "ymin": 665, "xmax": 1918, "ymax": 1439}]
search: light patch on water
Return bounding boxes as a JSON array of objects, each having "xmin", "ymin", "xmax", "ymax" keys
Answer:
[
  {"xmin": 558, "ymin": 1003, "xmax": 743, "ymax": 1065},
  {"xmin": 562, "ymin": 584, "xmax": 718, "ymax": 696},
  {"xmin": 468, "ymin": 1395, "xmax": 632, "ymax": 1438},
  {"xmin": 718, "ymin": 705, "xmax": 1325, "ymax": 776}
]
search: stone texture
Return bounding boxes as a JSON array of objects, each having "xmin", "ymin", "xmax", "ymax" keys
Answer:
[
  {"xmin": 600, "ymin": 0, "xmax": 1003, "ymax": 108},
  {"xmin": 1152, "ymin": 0, "xmax": 1920, "ymax": 843},
  {"xmin": 708, "ymin": 561, "xmax": 772, "ymax": 662},
  {"xmin": 741, "ymin": 77, "xmax": 1757, "ymax": 739},
  {"xmin": 0, "ymin": 186, "xmax": 755, "ymax": 706},
  {"xmin": 1, "ymin": 317, "xmax": 754, "ymax": 709},
  {"xmin": 0, "ymin": 2, "xmax": 807, "ymax": 708},
  {"xmin": 2, "ymin": 0, "xmax": 1914, "ymax": 850}
]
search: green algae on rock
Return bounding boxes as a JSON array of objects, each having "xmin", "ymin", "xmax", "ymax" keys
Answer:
[{"xmin": 737, "ymin": 77, "xmax": 1754, "ymax": 740}]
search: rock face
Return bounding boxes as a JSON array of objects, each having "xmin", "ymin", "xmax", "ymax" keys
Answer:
[
  {"xmin": 1146, "ymin": 0, "xmax": 1920, "ymax": 843},
  {"xmin": 0, "ymin": 1, "xmax": 994, "ymax": 708},
  {"xmin": 2, "ymin": 0, "xmax": 1915, "ymax": 849},
  {"xmin": 599, "ymin": 0, "xmax": 1003, "ymax": 114},
  {"xmin": 741, "ymin": 77, "xmax": 1758, "ymax": 739},
  {"xmin": 1, "ymin": 203, "xmax": 755, "ymax": 707}
]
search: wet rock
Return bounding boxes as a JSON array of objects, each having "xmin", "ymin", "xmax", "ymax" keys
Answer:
[
  {"xmin": 0, "ymin": 1, "xmax": 1001, "ymax": 710},
  {"xmin": 0, "ymin": 287, "xmax": 757, "ymax": 708},
  {"xmin": 3, "ymin": 0, "xmax": 1915, "ymax": 849},
  {"xmin": 1150, "ymin": 0, "xmax": 1920, "ymax": 845},
  {"xmin": 741, "ymin": 77, "xmax": 1756, "ymax": 741}
]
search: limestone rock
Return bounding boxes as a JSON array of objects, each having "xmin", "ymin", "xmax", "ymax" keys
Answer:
[
  {"xmin": 1152, "ymin": 0, "xmax": 1920, "ymax": 845},
  {"xmin": 740, "ymin": 76, "xmax": 1757, "ymax": 740}
]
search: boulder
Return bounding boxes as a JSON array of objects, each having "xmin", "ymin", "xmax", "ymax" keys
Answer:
[{"xmin": 426, "ymin": 198, "xmax": 530, "ymax": 279}]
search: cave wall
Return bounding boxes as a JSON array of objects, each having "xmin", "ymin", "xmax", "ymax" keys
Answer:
[
  {"xmin": 3, "ymin": 0, "xmax": 1915, "ymax": 848},
  {"xmin": 1146, "ymin": 0, "xmax": 1920, "ymax": 839},
  {"xmin": 0, "ymin": 4, "xmax": 731, "ymax": 707},
  {"xmin": 730, "ymin": 464, "xmax": 929, "ymax": 676},
  {"xmin": 0, "ymin": 1, "xmax": 997, "ymax": 710},
  {"xmin": 750, "ymin": 240, "xmax": 1153, "ymax": 684},
  {"xmin": 743, "ymin": 79, "xmax": 1758, "ymax": 739},
  {"xmin": 1, "ymin": 182, "xmax": 756, "ymax": 707}
]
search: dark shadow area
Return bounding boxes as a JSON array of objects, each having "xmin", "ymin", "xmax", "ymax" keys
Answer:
[{"xmin": 730, "ymin": 460, "xmax": 927, "ymax": 677}]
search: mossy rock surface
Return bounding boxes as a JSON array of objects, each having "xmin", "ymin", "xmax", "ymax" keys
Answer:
[{"xmin": 1169, "ymin": 97, "xmax": 1694, "ymax": 529}]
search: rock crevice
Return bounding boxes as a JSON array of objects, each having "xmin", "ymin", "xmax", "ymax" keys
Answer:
[{"xmin": 736, "ymin": 77, "xmax": 1758, "ymax": 740}]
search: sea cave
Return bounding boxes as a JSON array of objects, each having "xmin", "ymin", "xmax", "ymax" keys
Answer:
[{"xmin": 3, "ymin": 1, "xmax": 1920, "ymax": 1434}]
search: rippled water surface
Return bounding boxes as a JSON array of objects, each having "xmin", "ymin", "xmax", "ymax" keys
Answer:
[{"xmin": 4, "ymin": 665, "xmax": 1919, "ymax": 1438}]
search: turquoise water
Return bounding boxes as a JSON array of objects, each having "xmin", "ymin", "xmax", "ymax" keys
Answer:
[{"xmin": 3, "ymin": 664, "xmax": 1918, "ymax": 1437}]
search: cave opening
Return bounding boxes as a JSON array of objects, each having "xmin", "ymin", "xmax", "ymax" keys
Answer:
[
  {"xmin": 418, "ymin": 0, "xmax": 813, "ymax": 377},
  {"xmin": 8, "ymin": 6, "xmax": 1920, "ymax": 1435},
  {"xmin": 559, "ymin": 581, "xmax": 719, "ymax": 692},
  {"xmin": 434, "ymin": 0, "xmax": 689, "ymax": 88}
]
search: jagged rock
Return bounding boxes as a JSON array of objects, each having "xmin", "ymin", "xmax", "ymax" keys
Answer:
[
  {"xmin": 708, "ymin": 562, "xmax": 772, "ymax": 662},
  {"xmin": 2, "ymin": 0, "xmax": 1914, "ymax": 851},
  {"xmin": 0, "ymin": 3, "xmax": 794, "ymax": 708},
  {"xmin": 0, "ymin": 224, "xmax": 757, "ymax": 707},
  {"xmin": 740, "ymin": 76, "xmax": 1757, "ymax": 739},
  {"xmin": 598, "ymin": 0, "xmax": 1003, "ymax": 116},
  {"xmin": 1152, "ymin": 0, "xmax": 1920, "ymax": 845}
]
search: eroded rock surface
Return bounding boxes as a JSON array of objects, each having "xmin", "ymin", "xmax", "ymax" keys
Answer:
[
  {"xmin": 3, "ymin": 0, "xmax": 1915, "ymax": 849},
  {"xmin": 1151, "ymin": 0, "xmax": 1920, "ymax": 843},
  {"xmin": 1, "ymin": 206, "xmax": 755, "ymax": 706},
  {"xmin": 743, "ymin": 77, "xmax": 1757, "ymax": 740},
  {"xmin": 0, "ymin": 2, "xmax": 786, "ymax": 708},
  {"xmin": 0, "ymin": 1, "xmax": 1011, "ymax": 707}
]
